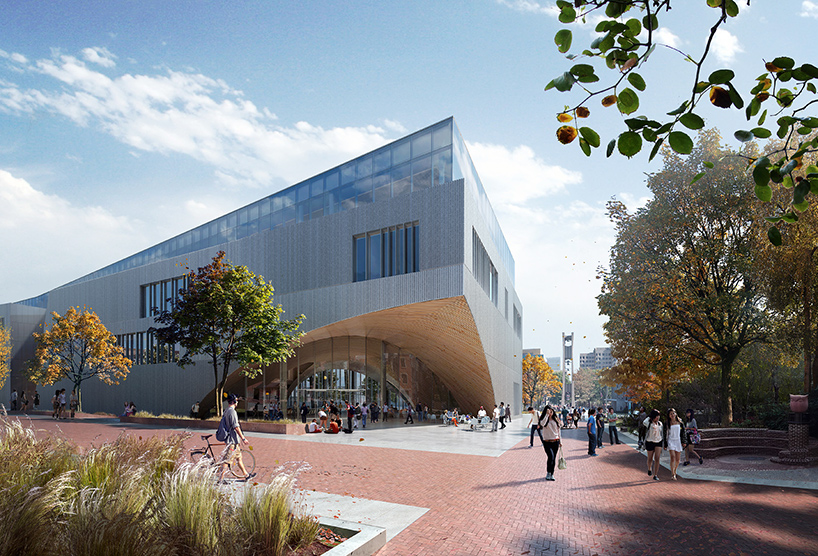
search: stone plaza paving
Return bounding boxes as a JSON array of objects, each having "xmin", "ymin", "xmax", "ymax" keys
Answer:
[{"xmin": 14, "ymin": 413, "xmax": 818, "ymax": 556}]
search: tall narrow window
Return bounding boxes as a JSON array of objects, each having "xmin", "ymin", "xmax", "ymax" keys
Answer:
[
  {"xmin": 370, "ymin": 232, "xmax": 382, "ymax": 279},
  {"xmin": 354, "ymin": 236, "xmax": 367, "ymax": 281}
]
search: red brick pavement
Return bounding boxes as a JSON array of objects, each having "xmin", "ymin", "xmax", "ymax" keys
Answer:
[{"xmin": 20, "ymin": 417, "xmax": 818, "ymax": 556}]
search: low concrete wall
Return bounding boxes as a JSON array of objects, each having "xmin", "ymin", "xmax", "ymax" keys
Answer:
[{"xmin": 120, "ymin": 416, "xmax": 305, "ymax": 435}]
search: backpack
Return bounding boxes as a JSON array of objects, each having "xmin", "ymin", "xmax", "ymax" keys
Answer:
[{"xmin": 215, "ymin": 418, "xmax": 229, "ymax": 442}]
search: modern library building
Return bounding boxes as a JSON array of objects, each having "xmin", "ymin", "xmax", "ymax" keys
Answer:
[{"xmin": 1, "ymin": 117, "xmax": 523, "ymax": 417}]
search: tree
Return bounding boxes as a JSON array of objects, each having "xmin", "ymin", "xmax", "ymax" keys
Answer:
[
  {"xmin": 598, "ymin": 133, "xmax": 776, "ymax": 424},
  {"xmin": 29, "ymin": 306, "xmax": 131, "ymax": 411},
  {"xmin": 522, "ymin": 354, "xmax": 562, "ymax": 407},
  {"xmin": 152, "ymin": 252, "xmax": 303, "ymax": 416},
  {"xmin": 0, "ymin": 324, "xmax": 10, "ymax": 391},
  {"xmin": 572, "ymin": 367, "xmax": 604, "ymax": 408},
  {"xmin": 546, "ymin": 1, "xmax": 818, "ymax": 240}
]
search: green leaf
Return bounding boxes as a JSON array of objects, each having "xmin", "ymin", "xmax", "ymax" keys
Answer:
[
  {"xmin": 794, "ymin": 201, "xmax": 810, "ymax": 212},
  {"xmin": 801, "ymin": 63, "xmax": 818, "ymax": 78},
  {"xmin": 555, "ymin": 29, "xmax": 572, "ymax": 53},
  {"xmin": 725, "ymin": 0, "xmax": 739, "ymax": 17},
  {"xmin": 642, "ymin": 14, "xmax": 658, "ymax": 31},
  {"xmin": 746, "ymin": 97, "xmax": 760, "ymax": 119},
  {"xmin": 627, "ymin": 72, "xmax": 646, "ymax": 91},
  {"xmin": 753, "ymin": 158, "xmax": 770, "ymax": 187},
  {"xmin": 667, "ymin": 101, "xmax": 689, "ymax": 116},
  {"xmin": 616, "ymin": 88, "xmax": 640, "ymax": 115},
  {"xmin": 625, "ymin": 18, "xmax": 642, "ymax": 37},
  {"xmin": 727, "ymin": 83, "xmax": 744, "ymax": 109},
  {"xmin": 758, "ymin": 109, "xmax": 767, "ymax": 126},
  {"xmin": 691, "ymin": 172, "xmax": 705, "ymax": 184},
  {"xmin": 579, "ymin": 127, "xmax": 600, "ymax": 148},
  {"xmin": 545, "ymin": 72, "xmax": 575, "ymax": 92},
  {"xmin": 680, "ymin": 113, "xmax": 705, "ymax": 130},
  {"xmin": 617, "ymin": 131, "xmax": 642, "ymax": 158},
  {"xmin": 751, "ymin": 127, "xmax": 772, "ymax": 139},
  {"xmin": 755, "ymin": 184, "xmax": 773, "ymax": 202},
  {"xmin": 734, "ymin": 130, "xmax": 754, "ymax": 143},
  {"xmin": 606, "ymin": 138, "xmax": 616, "ymax": 158},
  {"xmin": 782, "ymin": 212, "xmax": 799, "ymax": 224},
  {"xmin": 605, "ymin": 1, "xmax": 627, "ymax": 17},
  {"xmin": 770, "ymin": 167, "xmax": 784, "ymax": 184},
  {"xmin": 668, "ymin": 131, "xmax": 693, "ymax": 154},
  {"xmin": 643, "ymin": 128, "xmax": 657, "ymax": 142},
  {"xmin": 768, "ymin": 226, "xmax": 782, "ymax": 246},
  {"xmin": 765, "ymin": 216, "xmax": 783, "ymax": 224},
  {"xmin": 570, "ymin": 64, "xmax": 595, "ymax": 77},
  {"xmin": 704, "ymin": 161, "xmax": 715, "ymax": 169},
  {"xmin": 579, "ymin": 138, "xmax": 591, "ymax": 156},
  {"xmin": 772, "ymin": 57, "xmax": 795, "ymax": 70},
  {"xmin": 648, "ymin": 138, "xmax": 664, "ymax": 161},
  {"xmin": 558, "ymin": 4, "xmax": 576, "ymax": 23},
  {"xmin": 708, "ymin": 69, "xmax": 735, "ymax": 84},
  {"xmin": 781, "ymin": 159, "xmax": 799, "ymax": 174}
]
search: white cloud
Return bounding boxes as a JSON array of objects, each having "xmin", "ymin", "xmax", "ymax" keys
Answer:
[
  {"xmin": 466, "ymin": 141, "xmax": 582, "ymax": 205},
  {"xmin": 801, "ymin": 1, "xmax": 818, "ymax": 18},
  {"xmin": 654, "ymin": 28, "xmax": 681, "ymax": 49},
  {"xmin": 0, "ymin": 170, "xmax": 143, "ymax": 302},
  {"xmin": 495, "ymin": 0, "xmax": 555, "ymax": 16},
  {"xmin": 81, "ymin": 47, "xmax": 117, "ymax": 68},
  {"xmin": 0, "ymin": 50, "xmax": 393, "ymax": 190},
  {"xmin": 711, "ymin": 29, "xmax": 744, "ymax": 64}
]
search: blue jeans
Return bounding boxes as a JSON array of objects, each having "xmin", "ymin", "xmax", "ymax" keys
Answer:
[
  {"xmin": 597, "ymin": 426, "xmax": 604, "ymax": 447},
  {"xmin": 588, "ymin": 432, "xmax": 596, "ymax": 455},
  {"xmin": 530, "ymin": 425, "xmax": 544, "ymax": 446},
  {"xmin": 362, "ymin": 414, "xmax": 367, "ymax": 428}
]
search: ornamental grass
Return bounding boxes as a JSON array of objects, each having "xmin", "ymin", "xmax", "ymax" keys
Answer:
[{"xmin": 0, "ymin": 418, "xmax": 319, "ymax": 556}]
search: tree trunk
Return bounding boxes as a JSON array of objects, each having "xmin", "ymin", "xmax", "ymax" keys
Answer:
[
  {"xmin": 719, "ymin": 355, "xmax": 735, "ymax": 426},
  {"xmin": 75, "ymin": 382, "xmax": 82, "ymax": 413},
  {"xmin": 213, "ymin": 356, "xmax": 222, "ymax": 416},
  {"xmin": 805, "ymin": 248, "xmax": 813, "ymax": 394}
]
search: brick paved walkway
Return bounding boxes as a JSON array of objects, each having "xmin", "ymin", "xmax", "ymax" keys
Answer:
[{"xmin": 17, "ymin": 415, "xmax": 818, "ymax": 556}]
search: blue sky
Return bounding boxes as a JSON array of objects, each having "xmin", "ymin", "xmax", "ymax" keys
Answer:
[{"xmin": 1, "ymin": 1, "xmax": 815, "ymax": 360}]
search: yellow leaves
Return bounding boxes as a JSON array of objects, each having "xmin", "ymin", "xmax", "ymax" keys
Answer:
[
  {"xmin": 557, "ymin": 112, "xmax": 573, "ymax": 123},
  {"xmin": 557, "ymin": 126, "xmax": 578, "ymax": 144},
  {"xmin": 765, "ymin": 62, "xmax": 782, "ymax": 73},
  {"xmin": 601, "ymin": 95, "xmax": 617, "ymax": 107},
  {"xmin": 0, "ymin": 325, "xmax": 10, "ymax": 390},
  {"xmin": 576, "ymin": 106, "xmax": 590, "ymax": 118}
]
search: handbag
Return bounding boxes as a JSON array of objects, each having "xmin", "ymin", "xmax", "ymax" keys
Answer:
[{"xmin": 558, "ymin": 445, "xmax": 567, "ymax": 470}]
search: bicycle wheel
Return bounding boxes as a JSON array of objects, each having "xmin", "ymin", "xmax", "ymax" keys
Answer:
[
  {"xmin": 190, "ymin": 449, "xmax": 212, "ymax": 465},
  {"xmin": 229, "ymin": 448, "xmax": 256, "ymax": 479}
]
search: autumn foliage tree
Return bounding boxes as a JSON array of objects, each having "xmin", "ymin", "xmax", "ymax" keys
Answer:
[
  {"xmin": 522, "ymin": 353, "xmax": 561, "ymax": 408},
  {"xmin": 29, "ymin": 306, "xmax": 131, "ymax": 411},
  {"xmin": 0, "ymin": 324, "xmax": 10, "ymax": 391},
  {"xmin": 598, "ymin": 134, "xmax": 776, "ymax": 425},
  {"xmin": 152, "ymin": 252, "xmax": 303, "ymax": 416}
]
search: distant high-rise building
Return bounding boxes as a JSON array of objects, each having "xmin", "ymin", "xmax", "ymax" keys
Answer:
[{"xmin": 578, "ymin": 346, "xmax": 617, "ymax": 370}]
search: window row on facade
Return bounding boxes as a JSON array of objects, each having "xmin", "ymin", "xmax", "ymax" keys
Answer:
[
  {"xmin": 140, "ymin": 275, "xmax": 189, "ymax": 318},
  {"xmin": 354, "ymin": 222, "xmax": 420, "ymax": 282},
  {"xmin": 472, "ymin": 229, "xmax": 499, "ymax": 306},
  {"xmin": 116, "ymin": 330, "xmax": 179, "ymax": 366}
]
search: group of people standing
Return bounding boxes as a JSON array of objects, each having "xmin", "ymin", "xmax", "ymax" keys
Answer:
[
  {"xmin": 51, "ymin": 389, "xmax": 79, "ymax": 419},
  {"xmin": 637, "ymin": 407, "xmax": 703, "ymax": 481},
  {"xmin": 585, "ymin": 406, "xmax": 622, "ymax": 456},
  {"xmin": 9, "ymin": 389, "xmax": 40, "ymax": 412}
]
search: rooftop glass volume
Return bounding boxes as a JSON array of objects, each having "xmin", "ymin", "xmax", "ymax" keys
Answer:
[{"xmin": 32, "ymin": 118, "xmax": 514, "ymax": 302}]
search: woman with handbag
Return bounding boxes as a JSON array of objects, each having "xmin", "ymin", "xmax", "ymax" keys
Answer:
[
  {"xmin": 539, "ymin": 405, "xmax": 562, "ymax": 481},
  {"xmin": 683, "ymin": 409, "xmax": 704, "ymax": 466}
]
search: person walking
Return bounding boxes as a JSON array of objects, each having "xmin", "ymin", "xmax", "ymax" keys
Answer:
[
  {"xmin": 346, "ymin": 401, "xmax": 355, "ymax": 431},
  {"xmin": 499, "ymin": 402, "xmax": 507, "ymax": 429},
  {"xmin": 607, "ymin": 407, "xmax": 621, "ymax": 444},
  {"xmin": 491, "ymin": 404, "xmax": 500, "ymax": 432},
  {"xmin": 505, "ymin": 403, "xmax": 511, "ymax": 423},
  {"xmin": 665, "ymin": 408, "xmax": 685, "ymax": 480},
  {"xmin": 300, "ymin": 401, "xmax": 309, "ymax": 424},
  {"xmin": 643, "ymin": 409, "xmax": 664, "ymax": 480},
  {"xmin": 10, "ymin": 389, "xmax": 17, "ymax": 411},
  {"xmin": 539, "ymin": 405, "xmax": 562, "ymax": 481},
  {"xmin": 20, "ymin": 391, "xmax": 28, "ymax": 412},
  {"xmin": 216, "ymin": 393, "xmax": 255, "ymax": 483},
  {"xmin": 528, "ymin": 406, "xmax": 544, "ymax": 447},
  {"xmin": 51, "ymin": 390, "xmax": 60, "ymax": 419},
  {"xmin": 33, "ymin": 390, "xmax": 40, "ymax": 410},
  {"xmin": 587, "ymin": 408, "xmax": 598, "ymax": 456},
  {"xmin": 683, "ymin": 409, "xmax": 704, "ymax": 466},
  {"xmin": 58, "ymin": 389, "xmax": 67, "ymax": 419},
  {"xmin": 636, "ymin": 406, "xmax": 648, "ymax": 450},
  {"xmin": 404, "ymin": 404, "xmax": 414, "ymax": 424}
]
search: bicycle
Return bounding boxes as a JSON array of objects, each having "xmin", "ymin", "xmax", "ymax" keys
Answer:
[{"xmin": 189, "ymin": 434, "xmax": 256, "ymax": 479}]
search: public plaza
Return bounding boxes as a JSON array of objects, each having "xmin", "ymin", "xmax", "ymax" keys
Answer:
[{"xmin": 15, "ymin": 412, "xmax": 818, "ymax": 556}]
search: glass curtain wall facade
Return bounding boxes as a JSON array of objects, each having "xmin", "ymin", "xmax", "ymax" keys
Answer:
[{"xmin": 281, "ymin": 336, "xmax": 460, "ymax": 416}]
